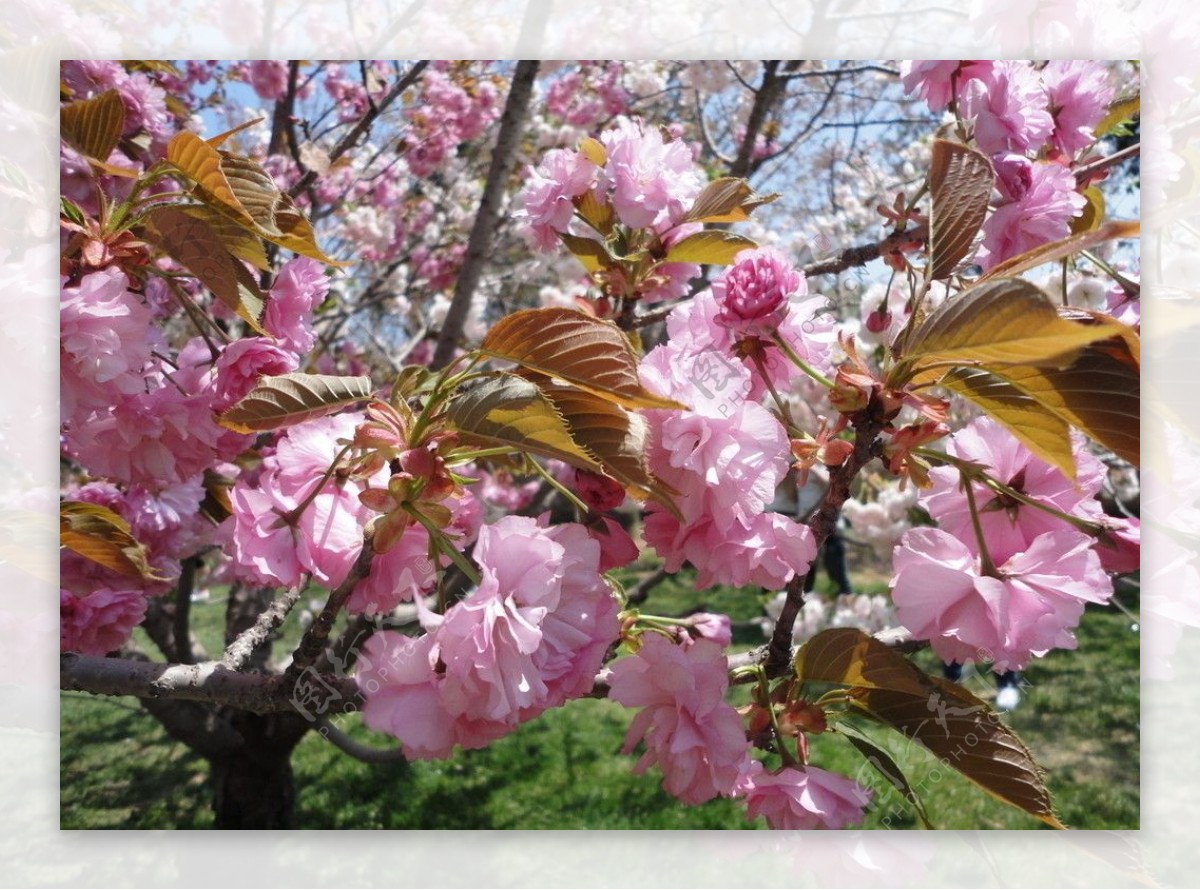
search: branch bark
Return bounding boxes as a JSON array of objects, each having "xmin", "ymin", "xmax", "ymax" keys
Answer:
[
  {"xmin": 431, "ymin": 59, "xmax": 540, "ymax": 370},
  {"xmin": 221, "ymin": 583, "xmax": 306, "ymax": 671}
]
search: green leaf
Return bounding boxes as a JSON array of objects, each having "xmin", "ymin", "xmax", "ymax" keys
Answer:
[
  {"xmin": 217, "ymin": 373, "xmax": 374, "ymax": 433},
  {"xmin": 902, "ymin": 278, "xmax": 1125, "ymax": 378},
  {"xmin": 539, "ymin": 382, "xmax": 679, "ymax": 508},
  {"xmin": 796, "ymin": 628, "xmax": 1065, "ymax": 828},
  {"xmin": 60, "ymin": 501, "xmax": 163, "ymax": 581},
  {"xmin": 558, "ymin": 232, "xmax": 614, "ymax": 272},
  {"xmin": 682, "ymin": 177, "xmax": 778, "ymax": 224},
  {"xmin": 936, "ymin": 367, "xmax": 1076, "ymax": 477},
  {"xmin": 663, "ymin": 230, "xmax": 757, "ymax": 265},
  {"xmin": 927, "ymin": 140, "xmax": 993, "ymax": 279},
  {"xmin": 60, "ymin": 89, "xmax": 126, "ymax": 162},
  {"xmin": 479, "ymin": 308, "xmax": 686, "ymax": 411},
  {"xmin": 141, "ymin": 205, "xmax": 267, "ymax": 333},
  {"xmin": 446, "ymin": 375, "xmax": 605, "ymax": 473},
  {"xmin": 977, "ymin": 220, "xmax": 1139, "ymax": 283},
  {"xmin": 837, "ymin": 724, "xmax": 935, "ymax": 829},
  {"xmin": 1095, "ymin": 93, "xmax": 1140, "ymax": 139}
]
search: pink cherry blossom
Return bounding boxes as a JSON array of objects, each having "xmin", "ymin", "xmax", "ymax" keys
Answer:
[
  {"xmin": 890, "ymin": 526, "xmax": 1112, "ymax": 671},
  {"xmin": 60, "ymin": 267, "xmax": 156, "ymax": 422},
  {"xmin": 977, "ymin": 160, "xmax": 1086, "ymax": 270},
  {"xmin": 688, "ymin": 612, "xmax": 732, "ymax": 647},
  {"xmin": 247, "ymin": 60, "xmax": 289, "ymax": 101},
  {"xmin": 212, "ymin": 337, "xmax": 299, "ymax": 412},
  {"xmin": 263, "ymin": 256, "xmax": 330, "ymax": 355},
  {"xmin": 899, "ymin": 60, "xmax": 994, "ymax": 112},
  {"xmin": 587, "ymin": 515, "xmax": 639, "ymax": 572},
  {"xmin": 346, "ymin": 523, "xmax": 435, "ymax": 615},
  {"xmin": 739, "ymin": 762, "xmax": 872, "ymax": 830},
  {"xmin": 921, "ymin": 416, "xmax": 1106, "ymax": 563},
  {"xmin": 60, "ymin": 588, "xmax": 147, "ymax": 656},
  {"xmin": 599, "ymin": 116, "xmax": 703, "ymax": 230},
  {"xmin": 958, "ymin": 60, "xmax": 1054, "ymax": 155},
  {"xmin": 1042, "ymin": 60, "xmax": 1116, "ymax": 156},
  {"xmin": 518, "ymin": 147, "xmax": 598, "ymax": 250},
  {"xmin": 712, "ymin": 247, "xmax": 804, "ymax": 336},
  {"xmin": 607, "ymin": 633, "xmax": 751, "ymax": 805},
  {"xmin": 574, "ymin": 469, "xmax": 626, "ymax": 513}
]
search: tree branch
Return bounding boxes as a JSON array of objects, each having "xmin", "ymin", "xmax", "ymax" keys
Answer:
[
  {"xmin": 287, "ymin": 60, "xmax": 429, "ymax": 199},
  {"xmin": 431, "ymin": 59, "xmax": 540, "ymax": 369},
  {"xmin": 802, "ymin": 225, "xmax": 926, "ymax": 278},
  {"xmin": 60, "ymin": 653, "xmax": 356, "ymax": 715},
  {"xmin": 221, "ymin": 583, "xmax": 307, "ymax": 671}
]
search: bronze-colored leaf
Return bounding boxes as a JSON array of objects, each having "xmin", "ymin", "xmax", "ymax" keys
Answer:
[
  {"xmin": 479, "ymin": 308, "xmax": 686, "ymax": 410},
  {"xmin": 60, "ymin": 501, "xmax": 162, "ymax": 580},
  {"xmin": 977, "ymin": 220, "xmax": 1139, "ymax": 283},
  {"xmin": 539, "ymin": 382, "xmax": 673, "ymax": 504},
  {"xmin": 838, "ymin": 725, "xmax": 935, "ymax": 829},
  {"xmin": 445, "ymin": 375, "xmax": 604, "ymax": 473},
  {"xmin": 936, "ymin": 367, "xmax": 1075, "ymax": 476},
  {"xmin": 927, "ymin": 139, "xmax": 993, "ymax": 279},
  {"xmin": 166, "ymin": 130, "xmax": 250, "ymax": 225},
  {"xmin": 218, "ymin": 373, "xmax": 374, "ymax": 433},
  {"xmin": 1070, "ymin": 186, "xmax": 1105, "ymax": 234},
  {"xmin": 141, "ymin": 205, "xmax": 267, "ymax": 333},
  {"xmin": 902, "ymin": 278, "xmax": 1125, "ymax": 377},
  {"xmin": 796, "ymin": 628, "xmax": 1064, "ymax": 828},
  {"xmin": 60, "ymin": 89, "xmax": 126, "ymax": 162},
  {"xmin": 663, "ymin": 229, "xmax": 757, "ymax": 265},
  {"xmin": 1001, "ymin": 341, "xmax": 1140, "ymax": 467},
  {"xmin": 682, "ymin": 177, "xmax": 778, "ymax": 224},
  {"xmin": 178, "ymin": 204, "xmax": 271, "ymax": 270}
]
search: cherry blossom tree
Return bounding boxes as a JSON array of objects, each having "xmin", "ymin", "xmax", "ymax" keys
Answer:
[{"xmin": 59, "ymin": 59, "xmax": 1140, "ymax": 829}]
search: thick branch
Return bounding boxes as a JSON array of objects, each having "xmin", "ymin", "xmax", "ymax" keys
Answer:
[
  {"xmin": 60, "ymin": 653, "xmax": 357, "ymax": 715},
  {"xmin": 431, "ymin": 59, "xmax": 540, "ymax": 370},
  {"xmin": 731, "ymin": 61, "xmax": 787, "ymax": 180},
  {"xmin": 802, "ymin": 225, "xmax": 926, "ymax": 278}
]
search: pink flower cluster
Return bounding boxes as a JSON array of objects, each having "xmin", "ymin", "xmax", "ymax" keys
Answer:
[
  {"xmin": 738, "ymin": 761, "xmax": 872, "ymax": 829},
  {"xmin": 890, "ymin": 417, "xmax": 1133, "ymax": 670},
  {"xmin": 359, "ymin": 516, "xmax": 620, "ymax": 758},
  {"xmin": 60, "ymin": 588, "xmax": 147, "ymax": 656},
  {"xmin": 402, "ymin": 63, "xmax": 503, "ymax": 178},
  {"xmin": 544, "ymin": 63, "xmax": 631, "ymax": 127},
  {"xmin": 518, "ymin": 117, "xmax": 703, "ymax": 292},
  {"xmin": 607, "ymin": 633, "xmax": 751, "ymax": 804},
  {"xmin": 900, "ymin": 60, "xmax": 1117, "ymax": 270}
]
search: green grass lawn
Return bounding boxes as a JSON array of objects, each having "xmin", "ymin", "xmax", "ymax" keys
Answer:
[{"xmin": 60, "ymin": 569, "xmax": 1139, "ymax": 830}]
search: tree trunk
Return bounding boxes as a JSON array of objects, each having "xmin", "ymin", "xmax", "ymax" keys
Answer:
[{"xmin": 209, "ymin": 709, "xmax": 311, "ymax": 829}]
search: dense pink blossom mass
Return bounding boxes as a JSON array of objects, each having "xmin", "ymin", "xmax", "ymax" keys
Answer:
[{"xmin": 57, "ymin": 58, "xmax": 1140, "ymax": 832}]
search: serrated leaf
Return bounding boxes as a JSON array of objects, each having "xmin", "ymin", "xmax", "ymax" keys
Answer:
[
  {"xmin": 1070, "ymin": 186, "xmax": 1105, "ymax": 234},
  {"xmin": 217, "ymin": 373, "xmax": 374, "ymax": 433},
  {"xmin": 167, "ymin": 131, "xmax": 344, "ymax": 266},
  {"xmin": 538, "ymin": 382, "xmax": 667, "ymax": 503},
  {"xmin": 205, "ymin": 117, "xmax": 265, "ymax": 148},
  {"xmin": 1000, "ymin": 340, "xmax": 1140, "ymax": 467},
  {"xmin": 446, "ymin": 375, "xmax": 604, "ymax": 473},
  {"xmin": 60, "ymin": 89, "xmax": 126, "ymax": 162},
  {"xmin": 977, "ymin": 220, "xmax": 1139, "ymax": 282},
  {"xmin": 166, "ymin": 130, "xmax": 248, "ymax": 223},
  {"xmin": 797, "ymin": 628, "xmax": 1064, "ymax": 828},
  {"xmin": 838, "ymin": 724, "xmax": 935, "ymax": 829},
  {"xmin": 936, "ymin": 367, "xmax": 1075, "ymax": 476},
  {"xmin": 682, "ymin": 177, "xmax": 777, "ymax": 223},
  {"xmin": 928, "ymin": 140, "xmax": 993, "ymax": 279},
  {"xmin": 479, "ymin": 308, "xmax": 686, "ymax": 411},
  {"xmin": 391, "ymin": 365, "xmax": 432, "ymax": 403},
  {"xmin": 559, "ymin": 232, "xmax": 614, "ymax": 272},
  {"xmin": 141, "ymin": 205, "xmax": 267, "ymax": 332},
  {"xmin": 60, "ymin": 501, "xmax": 162, "ymax": 580},
  {"xmin": 902, "ymin": 278, "xmax": 1125, "ymax": 376},
  {"xmin": 177, "ymin": 204, "xmax": 271, "ymax": 271},
  {"xmin": 663, "ymin": 230, "xmax": 757, "ymax": 265}
]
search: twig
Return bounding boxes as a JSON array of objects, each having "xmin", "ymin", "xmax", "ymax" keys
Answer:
[
  {"xmin": 221, "ymin": 583, "xmax": 307, "ymax": 671},
  {"xmin": 802, "ymin": 226, "xmax": 927, "ymax": 278},
  {"xmin": 281, "ymin": 531, "xmax": 377, "ymax": 690},
  {"xmin": 315, "ymin": 716, "xmax": 409, "ymax": 764},
  {"xmin": 625, "ymin": 567, "xmax": 668, "ymax": 606},
  {"xmin": 287, "ymin": 60, "xmax": 429, "ymax": 199},
  {"xmin": 1075, "ymin": 142, "xmax": 1140, "ymax": 185}
]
